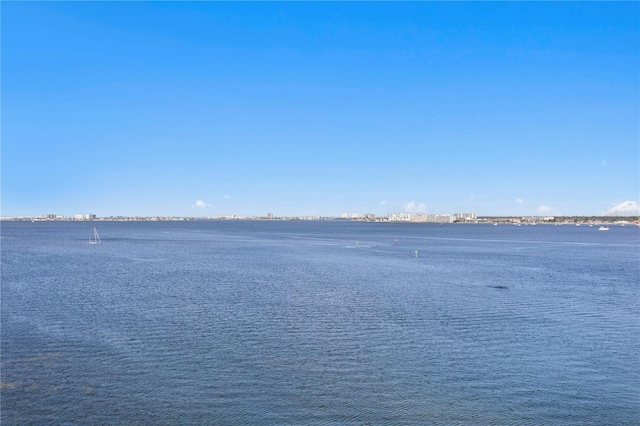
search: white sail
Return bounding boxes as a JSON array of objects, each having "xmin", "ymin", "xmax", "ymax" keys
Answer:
[{"xmin": 88, "ymin": 227, "xmax": 101, "ymax": 244}]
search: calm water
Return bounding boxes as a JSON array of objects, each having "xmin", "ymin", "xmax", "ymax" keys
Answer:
[{"xmin": 2, "ymin": 220, "xmax": 639, "ymax": 425}]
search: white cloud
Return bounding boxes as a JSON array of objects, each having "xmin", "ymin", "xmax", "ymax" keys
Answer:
[
  {"xmin": 603, "ymin": 200, "xmax": 639, "ymax": 216},
  {"xmin": 515, "ymin": 198, "xmax": 524, "ymax": 204},
  {"xmin": 192, "ymin": 200, "xmax": 211, "ymax": 208},
  {"xmin": 403, "ymin": 201, "xmax": 416, "ymax": 212},
  {"xmin": 380, "ymin": 200, "xmax": 387, "ymax": 205},
  {"xmin": 601, "ymin": 158, "xmax": 607, "ymax": 166},
  {"xmin": 403, "ymin": 201, "xmax": 426, "ymax": 213},
  {"xmin": 537, "ymin": 205, "xmax": 552, "ymax": 213},
  {"xmin": 223, "ymin": 195, "xmax": 230, "ymax": 200},
  {"xmin": 469, "ymin": 194, "xmax": 475, "ymax": 200}
]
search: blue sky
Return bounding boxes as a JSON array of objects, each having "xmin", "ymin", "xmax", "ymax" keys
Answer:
[{"xmin": 3, "ymin": 2, "xmax": 639, "ymax": 217}]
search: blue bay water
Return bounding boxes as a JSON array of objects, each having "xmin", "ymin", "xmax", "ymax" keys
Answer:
[{"xmin": 1, "ymin": 220, "xmax": 639, "ymax": 425}]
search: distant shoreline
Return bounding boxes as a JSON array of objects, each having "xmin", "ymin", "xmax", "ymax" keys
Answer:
[{"xmin": 2, "ymin": 215, "xmax": 638, "ymax": 225}]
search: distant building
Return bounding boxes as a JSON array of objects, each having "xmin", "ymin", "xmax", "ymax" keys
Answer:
[
  {"xmin": 434, "ymin": 214, "xmax": 453, "ymax": 223},
  {"xmin": 267, "ymin": 213, "xmax": 273, "ymax": 220},
  {"xmin": 454, "ymin": 212, "xmax": 477, "ymax": 222},
  {"xmin": 388, "ymin": 213, "xmax": 411, "ymax": 222},
  {"xmin": 412, "ymin": 214, "xmax": 428, "ymax": 222},
  {"xmin": 351, "ymin": 213, "xmax": 359, "ymax": 219},
  {"xmin": 387, "ymin": 212, "xmax": 456, "ymax": 223},
  {"xmin": 341, "ymin": 213, "xmax": 349, "ymax": 219}
]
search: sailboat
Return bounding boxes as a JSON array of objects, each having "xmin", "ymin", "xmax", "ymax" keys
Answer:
[{"xmin": 87, "ymin": 227, "xmax": 101, "ymax": 245}]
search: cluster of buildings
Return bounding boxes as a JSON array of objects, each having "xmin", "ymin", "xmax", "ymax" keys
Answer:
[
  {"xmin": 4, "ymin": 212, "xmax": 634, "ymax": 224},
  {"xmin": 1, "ymin": 213, "xmax": 192, "ymax": 222},
  {"xmin": 74, "ymin": 213, "xmax": 96, "ymax": 220},
  {"xmin": 386, "ymin": 212, "xmax": 477, "ymax": 223},
  {"xmin": 0, "ymin": 213, "xmax": 98, "ymax": 221},
  {"xmin": 342, "ymin": 212, "xmax": 478, "ymax": 223}
]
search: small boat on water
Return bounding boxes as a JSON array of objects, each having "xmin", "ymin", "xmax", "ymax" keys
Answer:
[
  {"xmin": 87, "ymin": 227, "xmax": 101, "ymax": 244},
  {"xmin": 598, "ymin": 226, "xmax": 609, "ymax": 231}
]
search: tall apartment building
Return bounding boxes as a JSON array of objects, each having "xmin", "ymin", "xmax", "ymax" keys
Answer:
[
  {"xmin": 74, "ymin": 213, "xmax": 96, "ymax": 220},
  {"xmin": 454, "ymin": 212, "xmax": 477, "ymax": 221}
]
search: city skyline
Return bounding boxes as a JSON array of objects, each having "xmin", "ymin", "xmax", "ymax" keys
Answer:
[
  {"xmin": 3, "ymin": 2, "xmax": 639, "ymax": 218},
  {"xmin": 3, "ymin": 209, "xmax": 638, "ymax": 223}
]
